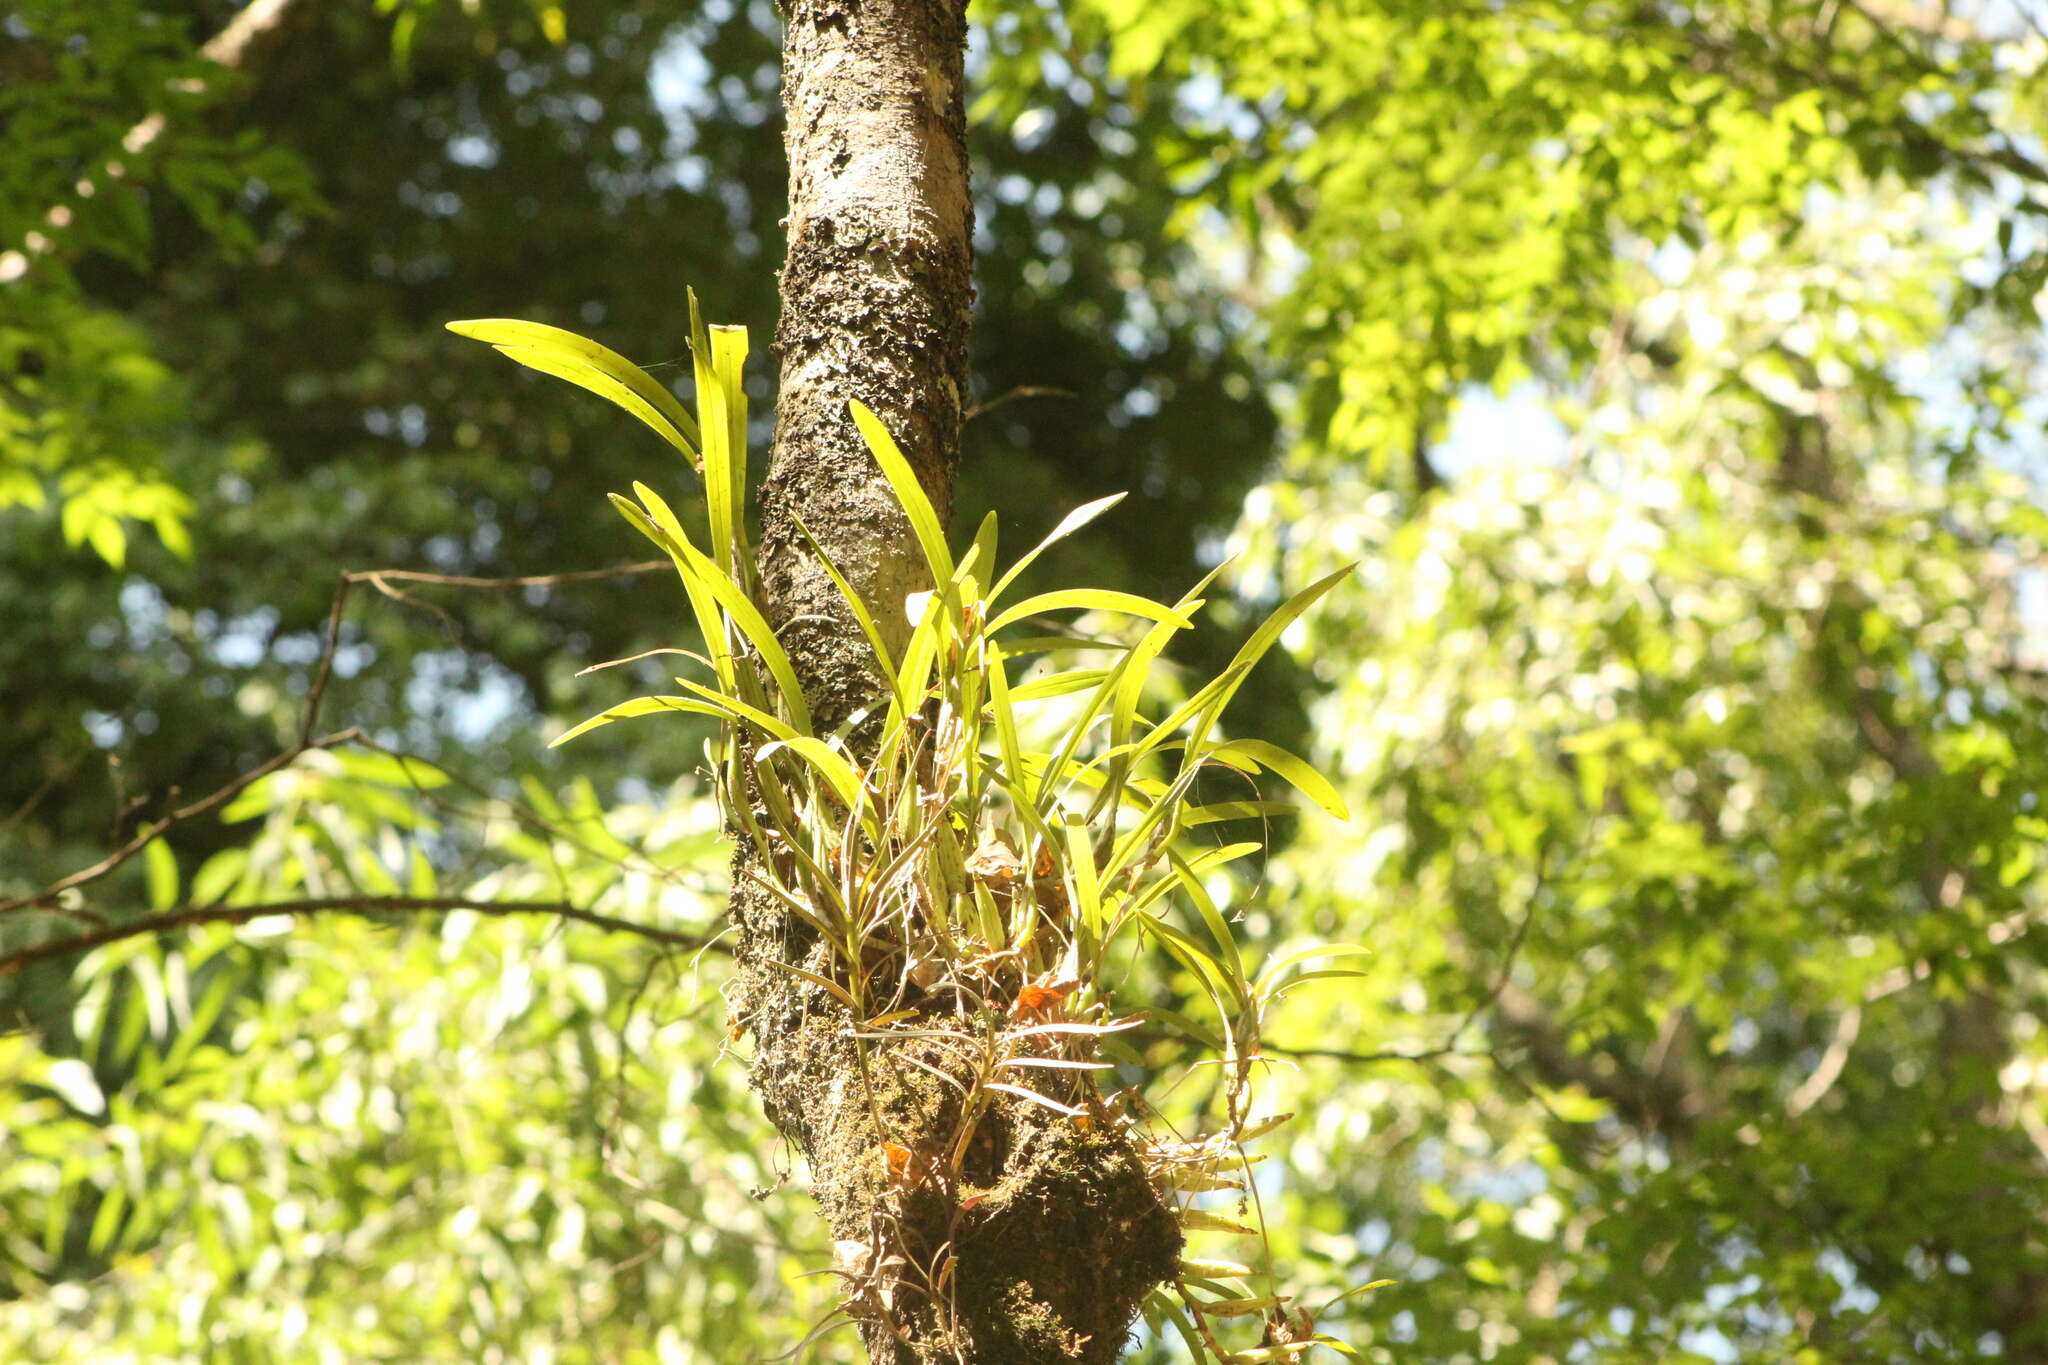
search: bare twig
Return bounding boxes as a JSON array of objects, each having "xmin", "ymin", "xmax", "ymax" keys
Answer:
[
  {"xmin": 962, "ymin": 385, "xmax": 1077, "ymax": 424},
  {"xmin": 301, "ymin": 574, "xmax": 353, "ymax": 746},
  {"xmin": 0, "ymin": 896, "xmax": 726, "ymax": 977},
  {"xmin": 1785, "ymin": 1005, "xmax": 1863, "ymax": 1117},
  {"xmin": 340, "ymin": 561, "xmax": 671, "ymax": 641},
  {"xmin": 2, "ymin": 756, "xmax": 83, "ymax": 833},
  {"xmin": 1448, "ymin": 860, "xmax": 1549, "ymax": 1047},
  {"xmin": 342, "ymin": 562, "xmax": 667, "ymax": 591},
  {"xmin": 4, "ymin": 551, "xmax": 684, "ymax": 921},
  {"xmin": 0, "ymin": 727, "xmax": 363, "ymax": 917}
]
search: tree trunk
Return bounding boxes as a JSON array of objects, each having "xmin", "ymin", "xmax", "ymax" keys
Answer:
[{"xmin": 726, "ymin": 3, "xmax": 1179, "ymax": 1361}]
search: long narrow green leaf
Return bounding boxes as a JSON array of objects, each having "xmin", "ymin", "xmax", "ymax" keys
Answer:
[
  {"xmin": 986, "ymin": 642, "xmax": 1025, "ymax": 792},
  {"xmin": 1188, "ymin": 842, "xmax": 1263, "ymax": 872},
  {"xmin": 988, "ymin": 589, "xmax": 1192, "ymax": 636},
  {"xmin": 976, "ymin": 766, "xmax": 1062, "ymax": 865},
  {"xmin": 988, "ymin": 492, "xmax": 1128, "ymax": 607},
  {"xmin": 1205, "ymin": 738, "xmax": 1351, "ymax": 821},
  {"xmin": 1181, "ymin": 800, "xmax": 1298, "ymax": 825},
  {"xmin": 882, "ymin": 542, "xmax": 983, "ymax": 744},
  {"xmin": 688, "ymin": 291, "xmax": 737, "ymax": 578},
  {"xmin": 1102, "ymin": 762, "xmax": 1201, "ymax": 882},
  {"xmin": 1191, "ymin": 562, "xmax": 1355, "ymax": 733},
  {"xmin": 1076, "ymin": 562, "xmax": 1224, "ymax": 814},
  {"xmin": 670, "ymin": 535, "xmax": 813, "ymax": 735},
  {"xmin": 983, "ymin": 1081, "xmax": 1089, "ymax": 1118},
  {"xmin": 758, "ymin": 737, "xmax": 868, "ymax": 814},
  {"xmin": 1032, "ymin": 646, "xmax": 1148, "ymax": 815},
  {"xmin": 1129, "ymin": 563, "xmax": 1354, "ymax": 767},
  {"xmin": 1320, "ymin": 1280, "xmax": 1400, "ymax": 1313},
  {"xmin": 489, "ymin": 344, "xmax": 701, "ymax": 465},
  {"xmin": 711, "ymin": 321, "xmax": 750, "ymax": 572},
  {"xmin": 1110, "ymin": 608, "xmax": 1202, "ymax": 751},
  {"xmin": 849, "ymin": 399, "xmax": 954, "ymax": 585},
  {"xmin": 1152, "ymin": 1290, "xmax": 1214, "ymax": 1364},
  {"xmin": 755, "ymin": 797, "xmax": 844, "ymax": 915},
  {"xmin": 1147, "ymin": 1001, "xmax": 1224, "ymax": 1052},
  {"xmin": 1266, "ymin": 967, "xmax": 1370, "ymax": 1001},
  {"xmin": 1064, "ymin": 813, "xmax": 1105, "ymax": 966},
  {"xmin": 747, "ymin": 866, "xmax": 846, "ymax": 940},
  {"xmin": 607, "ymin": 492, "xmax": 733, "ymax": 686},
  {"xmin": 1168, "ymin": 847, "xmax": 1248, "ymax": 999},
  {"xmin": 1137, "ymin": 914, "xmax": 1240, "ymax": 1022},
  {"xmin": 671, "ymin": 677, "xmax": 800, "ymax": 742},
  {"xmin": 446, "ymin": 319, "xmax": 701, "ymax": 461},
  {"xmin": 767, "ymin": 960, "xmax": 860, "ymax": 1012},
  {"xmin": 550, "ymin": 695, "xmax": 726, "ymax": 748},
  {"xmin": 1017, "ymin": 751, "xmax": 1161, "ymax": 809},
  {"xmin": 1254, "ymin": 943, "xmax": 1372, "ymax": 999},
  {"xmin": 1007, "ymin": 668, "xmax": 1114, "ymax": 703},
  {"xmin": 969, "ymin": 509, "xmax": 999, "ymax": 598},
  {"xmin": 998, "ymin": 633, "xmax": 1133, "ymax": 657},
  {"xmin": 893, "ymin": 590, "xmax": 943, "ymax": 711}
]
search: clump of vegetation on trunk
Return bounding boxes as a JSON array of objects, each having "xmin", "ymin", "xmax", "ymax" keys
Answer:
[{"xmin": 451, "ymin": 299, "xmax": 1375, "ymax": 1362}]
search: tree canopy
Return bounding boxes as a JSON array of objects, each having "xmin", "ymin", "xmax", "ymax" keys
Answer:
[{"xmin": 5, "ymin": 1, "xmax": 2048, "ymax": 1361}]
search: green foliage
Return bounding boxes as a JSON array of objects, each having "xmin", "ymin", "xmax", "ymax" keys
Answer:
[
  {"xmin": 1078, "ymin": 0, "xmax": 2043, "ymax": 469},
  {"xmin": 1230, "ymin": 192, "xmax": 2048, "ymax": 1355},
  {"xmin": 0, "ymin": 773, "xmax": 827, "ymax": 1364},
  {"xmin": 1114, "ymin": 4, "xmax": 2048, "ymax": 1360},
  {"xmin": 9, "ymin": 2, "xmax": 2048, "ymax": 1361},
  {"xmin": 1, "ymin": 299, "xmax": 196, "ymax": 567},
  {"xmin": 1, "ymin": 1, "xmax": 315, "ymax": 569},
  {"xmin": 0, "ymin": 0, "xmax": 300, "ymax": 279},
  {"xmin": 0, "ymin": 5, "xmax": 1290, "ymax": 1361}
]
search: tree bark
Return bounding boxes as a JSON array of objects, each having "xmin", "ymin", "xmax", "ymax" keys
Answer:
[
  {"xmin": 760, "ymin": 0, "xmax": 973, "ymax": 725},
  {"xmin": 727, "ymin": 3, "xmax": 1179, "ymax": 1362}
]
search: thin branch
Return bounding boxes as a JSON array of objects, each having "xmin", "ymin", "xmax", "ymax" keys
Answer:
[
  {"xmin": 342, "ymin": 562, "xmax": 667, "ymax": 590},
  {"xmin": 339, "ymin": 561, "xmax": 671, "ymax": 641},
  {"xmin": 300, "ymin": 574, "xmax": 352, "ymax": 746},
  {"xmin": 0, "ymin": 897, "xmax": 726, "ymax": 977},
  {"xmin": 1785, "ymin": 1005, "xmax": 1863, "ymax": 1117},
  {"xmin": 3, "ymin": 757, "xmax": 81, "ymax": 834},
  {"xmin": 3, "ymin": 568, "xmax": 364, "ymax": 917},
  {"xmin": 1448, "ymin": 861, "xmax": 1548, "ymax": 1047},
  {"xmin": 1494, "ymin": 982, "xmax": 1715, "ymax": 1136},
  {"xmin": 0, "ymin": 727, "xmax": 362, "ymax": 917},
  {"xmin": 962, "ymin": 385, "xmax": 1076, "ymax": 424},
  {"xmin": 1226, "ymin": 859, "xmax": 1549, "ymax": 1075},
  {"xmin": 2, "ymin": 554, "xmax": 686, "ymax": 923}
]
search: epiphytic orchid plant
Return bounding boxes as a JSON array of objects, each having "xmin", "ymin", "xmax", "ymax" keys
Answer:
[{"xmin": 450, "ymin": 295, "xmax": 1378, "ymax": 1361}]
